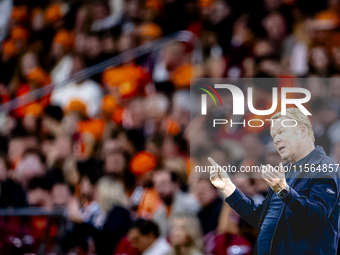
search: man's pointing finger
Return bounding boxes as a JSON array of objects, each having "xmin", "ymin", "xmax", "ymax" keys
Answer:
[{"xmin": 208, "ymin": 157, "xmax": 217, "ymax": 167}]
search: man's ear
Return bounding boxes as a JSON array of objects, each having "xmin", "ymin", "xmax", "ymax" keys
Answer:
[{"xmin": 300, "ymin": 125, "xmax": 308, "ymax": 139}]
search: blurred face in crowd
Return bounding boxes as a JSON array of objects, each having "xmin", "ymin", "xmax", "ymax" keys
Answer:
[
  {"xmin": 207, "ymin": 58, "xmax": 226, "ymax": 78},
  {"xmin": 53, "ymin": 136, "xmax": 72, "ymax": 160},
  {"xmin": 71, "ymin": 55, "xmax": 86, "ymax": 76},
  {"xmin": 21, "ymin": 52, "xmax": 38, "ymax": 76},
  {"xmin": 253, "ymin": 40, "xmax": 274, "ymax": 57},
  {"xmin": 264, "ymin": 0, "xmax": 281, "ymax": 11},
  {"xmin": 63, "ymin": 158, "xmax": 80, "ymax": 187},
  {"xmin": 92, "ymin": 3, "xmax": 109, "ymax": 20},
  {"xmin": 104, "ymin": 152, "xmax": 126, "ymax": 174},
  {"xmin": 8, "ymin": 138, "xmax": 25, "ymax": 164},
  {"xmin": 31, "ymin": 8, "xmax": 44, "ymax": 31},
  {"xmin": 52, "ymin": 183, "xmax": 71, "ymax": 206},
  {"xmin": 117, "ymin": 34, "xmax": 135, "ymax": 53},
  {"xmin": 153, "ymin": 171, "xmax": 178, "ymax": 204},
  {"xmin": 51, "ymin": 41, "xmax": 65, "ymax": 62},
  {"xmin": 102, "ymin": 139, "xmax": 123, "ymax": 154},
  {"xmin": 210, "ymin": 0, "xmax": 231, "ymax": 25},
  {"xmin": 126, "ymin": 0, "xmax": 139, "ymax": 18},
  {"xmin": 42, "ymin": 115, "xmax": 58, "ymax": 135},
  {"xmin": 263, "ymin": 13, "xmax": 286, "ymax": 41},
  {"xmin": 0, "ymin": 116, "xmax": 16, "ymax": 136},
  {"xmin": 196, "ymin": 179, "xmax": 218, "ymax": 208},
  {"xmin": 75, "ymin": 32, "xmax": 87, "ymax": 53},
  {"xmin": 310, "ymin": 47, "xmax": 329, "ymax": 71},
  {"xmin": 85, "ymin": 36, "xmax": 102, "ymax": 59},
  {"xmin": 128, "ymin": 228, "xmax": 156, "ymax": 252},
  {"xmin": 162, "ymin": 136, "xmax": 178, "ymax": 159},
  {"xmin": 144, "ymin": 94, "xmax": 169, "ymax": 122},
  {"xmin": 80, "ymin": 176, "xmax": 95, "ymax": 199},
  {"xmin": 28, "ymin": 188, "xmax": 51, "ymax": 207},
  {"xmin": 163, "ymin": 44, "xmax": 185, "ymax": 71},
  {"xmin": 129, "ymin": 99, "xmax": 146, "ymax": 128},
  {"xmin": 16, "ymin": 153, "xmax": 45, "ymax": 186},
  {"xmin": 23, "ymin": 114, "xmax": 38, "ymax": 133},
  {"xmin": 62, "ymin": 112, "xmax": 80, "ymax": 136},
  {"xmin": 270, "ymin": 117, "xmax": 307, "ymax": 163},
  {"xmin": 170, "ymin": 218, "xmax": 188, "ymax": 246},
  {"xmin": 75, "ymin": 7, "xmax": 88, "ymax": 32},
  {"xmin": 102, "ymin": 35, "xmax": 116, "ymax": 54}
]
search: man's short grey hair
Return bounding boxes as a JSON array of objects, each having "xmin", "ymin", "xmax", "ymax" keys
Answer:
[{"xmin": 271, "ymin": 108, "xmax": 315, "ymax": 142}]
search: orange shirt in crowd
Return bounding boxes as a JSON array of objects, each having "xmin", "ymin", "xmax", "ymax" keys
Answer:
[
  {"xmin": 135, "ymin": 188, "xmax": 162, "ymax": 219},
  {"xmin": 15, "ymin": 68, "xmax": 51, "ymax": 118}
]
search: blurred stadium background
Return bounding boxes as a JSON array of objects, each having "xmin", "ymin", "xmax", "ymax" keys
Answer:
[{"xmin": 0, "ymin": 0, "xmax": 340, "ymax": 254}]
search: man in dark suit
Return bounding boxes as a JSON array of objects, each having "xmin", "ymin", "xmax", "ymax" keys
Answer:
[{"xmin": 209, "ymin": 108, "xmax": 340, "ymax": 255}]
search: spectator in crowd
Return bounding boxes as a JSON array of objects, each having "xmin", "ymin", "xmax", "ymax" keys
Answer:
[
  {"xmin": 15, "ymin": 148, "xmax": 46, "ymax": 188},
  {"xmin": 51, "ymin": 54, "xmax": 103, "ymax": 117},
  {"xmin": 196, "ymin": 178, "xmax": 223, "ymax": 235},
  {"xmin": 115, "ymin": 218, "xmax": 172, "ymax": 255},
  {"xmin": 51, "ymin": 181, "xmax": 72, "ymax": 206},
  {"xmin": 27, "ymin": 176, "xmax": 53, "ymax": 207},
  {"xmin": 41, "ymin": 105, "xmax": 64, "ymax": 137},
  {"xmin": 0, "ymin": 153, "xmax": 27, "ymax": 207},
  {"xmin": 85, "ymin": 176, "xmax": 130, "ymax": 255},
  {"xmin": 152, "ymin": 169, "xmax": 200, "ymax": 236},
  {"xmin": 168, "ymin": 212, "xmax": 204, "ymax": 255},
  {"xmin": 67, "ymin": 171, "xmax": 101, "ymax": 226},
  {"xmin": 50, "ymin": 29, "xmax": 74, "ymax": 85}
]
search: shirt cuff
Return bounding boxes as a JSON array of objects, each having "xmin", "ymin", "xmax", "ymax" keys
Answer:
[{"xmin": 224, "ymin": 188, "xmax": 245, "ymax": 207}]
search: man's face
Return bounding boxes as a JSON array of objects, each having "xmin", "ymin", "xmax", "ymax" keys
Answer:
[
  {"xmin": 153, "ymin": 171, "xmax": 176, "ymax": 202},
  {"xmin": 270, "ymin": 117, "xmax": 303, "ymax": 162}
]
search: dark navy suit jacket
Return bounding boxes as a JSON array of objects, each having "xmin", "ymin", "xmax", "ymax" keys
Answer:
[{"xmin": 225, "ymin": 146, "xmax": 340, "ymax": 255}]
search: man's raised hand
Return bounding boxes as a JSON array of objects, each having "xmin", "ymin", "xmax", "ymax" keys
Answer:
[
  {"xmin": 208, "ymin": 157, "xmax": 236, "ymax": 197},
  {"xmin": 261, "ymin": 163, "xmax": 287, "ymax": 193}
]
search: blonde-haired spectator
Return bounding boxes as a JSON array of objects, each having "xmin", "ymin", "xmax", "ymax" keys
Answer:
[
  {"xmin": 68, "ymin": 177, "xmax": 131, "ymax": 255},
  {"xmin": 168, "ymin": 212, "xmax": 204, "ymax": 255},
  {"xmin": 96, "ymin": 176, "xmax": 128, "ymax": 212}
]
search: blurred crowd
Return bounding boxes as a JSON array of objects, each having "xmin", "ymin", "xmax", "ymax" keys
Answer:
[{"xmin": 0, "ymin": 0, "xmax": 340, "ymax": 254}]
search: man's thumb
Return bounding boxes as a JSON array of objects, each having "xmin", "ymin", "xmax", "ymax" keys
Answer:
[{"xmin": 279, "ymin": 162, "xmax": 284, "ymax": 173}]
